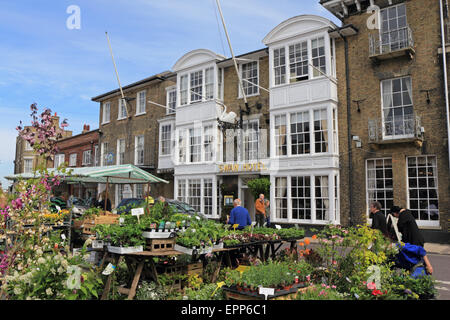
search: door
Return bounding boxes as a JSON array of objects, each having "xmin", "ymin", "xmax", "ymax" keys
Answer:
[{"xmin": 242, "ymin": 188, "xmax": 256, "ymax": 222}]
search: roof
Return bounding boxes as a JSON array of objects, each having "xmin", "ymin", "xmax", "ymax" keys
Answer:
[
  {"xmin": 5, "ymin": 164, "xmax": 169, "ymax": 184},
  {"xmin": 91, "ymin": 71, "xmax": 176, "ymax": 102}
]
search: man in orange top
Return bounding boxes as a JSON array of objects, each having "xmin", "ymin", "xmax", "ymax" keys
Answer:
[{"xmin": 255, "ymin": 194, "xmax": 266, "ymax": 227}]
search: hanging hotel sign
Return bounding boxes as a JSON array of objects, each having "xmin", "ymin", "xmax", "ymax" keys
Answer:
[{"xmin": 218, "ymin": 162, "xmax": 268, "ymax": 173}]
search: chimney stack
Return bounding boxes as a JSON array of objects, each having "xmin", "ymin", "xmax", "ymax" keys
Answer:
[{"xmin": 82, "ymin": 124, "xmax": 90, "ymax": 134}]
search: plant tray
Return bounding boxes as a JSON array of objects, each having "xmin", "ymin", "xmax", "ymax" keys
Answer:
[
  {"xmin": 146, "ymin": 238, "xmax": 176, "ymax": 252},
  {"xmin": 222, "ymin": 283, "xmax": 310, "ymax": 300},
  {"xmin": 107, "ymin": 245, "xmax": 144, "ymax": 254},
  {"xmin": 142, "ymin": 230, "xmax": 176, "ymax": 239},
  {"xmin": 174, "ymin": 244, "xmax": 213, "ymax": 256}
]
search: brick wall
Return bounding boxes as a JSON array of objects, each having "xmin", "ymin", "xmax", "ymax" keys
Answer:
[{"xmin": 334, "ymin": 0, "xmax": 450, "ymax": 231}]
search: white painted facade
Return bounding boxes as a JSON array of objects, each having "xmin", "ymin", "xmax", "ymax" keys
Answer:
[
  {"xmin": 264, "ymin": 15, "xmax": 340, "ymax": 225},
  {"xmin": 158, "ymin": 16, "xmax": 341, "ymax": 225}
]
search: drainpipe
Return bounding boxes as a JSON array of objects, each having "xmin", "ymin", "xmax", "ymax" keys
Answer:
[
  {"xmin": 440, "ymin": 0, "xmax": 450, "ymax": 174},
  {"xmin": 344, "ymin": 36, "xmax": 354, "ymax": 227}
]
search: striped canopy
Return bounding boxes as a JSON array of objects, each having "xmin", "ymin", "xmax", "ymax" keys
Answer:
[{"xmin": 5, "ymin": 164, "xmax": 169, "ymax": 184}]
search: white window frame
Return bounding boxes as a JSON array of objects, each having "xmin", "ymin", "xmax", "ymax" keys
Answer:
[
  {"xmin": 189, "ymin": 128, "xmax": 202, "ymax": 163},
  {"xmin": 365, "ymin": 158, "xmax": 394, "ymax": 221},
  {"xmin": 54, "ymin": 153, "xmax": 65, "ymax": 169},
  {"xmin": 406, "ymin": 155, "xmax": 440, "ymax": 227},
  {"xmin": 274, "ymin": 114, "xmax": 287, "ymax": 156},
  {"xmin": 203, "ymin": 125, "xmax": 214, "ymax": 162},
  {"xmin": 381, "ymin": 76, "xmax": 414, "ymax": 140},
  {"xmin": 102, "ymin": 102, "xmax": 111, "ymax": 124},
  {"xmin": 380, "ymin": 3, "xmax": 408, "ymax": 53},
  {"xmin": 117, "ymin": 139, "xmax": 125, "ymax": 165},
  {"xmin": 101, "ymin": 142, "xmax": 109, "ymax": 167},
  {"xmin": 24, "ymin": 141, "xmax": 33, "ymax": 151},
  {"xmin": 175, "ymin": 177, "xmax": 217, "ymax": 218},
  {"xmin": 69, "ymin": 153, "xmax": 77, "ymax": 167},
  {"xmin": 240, "ymin": 119, "xmax": 259, "ymax": 161},
  {"xmin": 271, "ymin": 33, "xmax": 330, "ymax": 88},
  {"xmin": 82, "ymin": 150, "xmax": 92, "ymax": 166},
  {"xmin": 23, "ymin": 157, "xmax": 34, "ymax": 174},
  {"xmin": 178, "ymin": 66, "xmax": 217, "ymax": 107},
  {"xmin": 94, "ymin": 145, "xmax": 99, "ymax": 167},
  {"xmin": 272, "ymin": 173, "xmax": 336, "ymax": 224},
  {"xmin": 239, "ymin": 61, "xmax": 259, "ymax": 98},
  {"xmin": 136, "ymin": 91, "xmax": 146, "ymax": 115},
  {"xmin": 166, "ymin": 86, "xmax": 177, "ymax": 115},
  {"xmin": 160, "ymin": 125, "xmax": 172, "ymax": 156},
  {"xmin": 118, "ymin": 98, "xmax": 127, "ymax": 120},
  {"xmin": 135, "ymin": 135, "xmax": 145, "ymax": 165},
  {"xmin": 190, "ymin": 70, "xmax": 203, "ymax": 104}
]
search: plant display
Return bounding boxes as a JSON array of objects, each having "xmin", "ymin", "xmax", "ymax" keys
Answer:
[
  {"xmin": 275, "ymin": 228, "xmax": 305, "ymax": 240},
  {"xmin": 1, "ymin": 243, "xmax": 103, "ymax": 300},
  {"xmin": 297, "ymin": 284, "xmax": 349, "ymax": 300},
  {"xmin": 93, "ymin": 224, "xmax": 144, "ymax": 248},
  {"xmin": 135, "ymin": 281, "xmax": 168, "ymax": 300},
  {"xmin": 78, "ymin": 207, "xmax": 103, "ymax": 220},
  {"xmin": 180, "ymin": 283, "xmax": 225, "ymax": 300},
  {"xmin": 223, "ymin": 260, "xmax": 314, "ymax": 292},
  {"xmin": 176, "ymin": 218, "xmax": 229, "ymax": 248}
]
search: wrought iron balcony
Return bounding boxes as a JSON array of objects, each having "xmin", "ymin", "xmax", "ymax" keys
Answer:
[
  {"xmin": 369, "ymin": 26, "xmax": 415, "ymax": 61},
  {"xmin": 368, "ymin": 114, "xmax": 423, "ymax": 145}
]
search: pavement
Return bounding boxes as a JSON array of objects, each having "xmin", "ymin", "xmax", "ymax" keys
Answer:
[{"xmin": 424, "ymin": 243, "xmax": 450, "ymax": 255}]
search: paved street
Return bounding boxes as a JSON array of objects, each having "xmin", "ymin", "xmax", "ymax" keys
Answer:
[{"xmin": 428, "ymin": 254, "xmax": 450, "ymax": 300}]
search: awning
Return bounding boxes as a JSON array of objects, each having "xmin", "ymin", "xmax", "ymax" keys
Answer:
[{"xmin": 5, "ymin": 164, "xmax": 169, "ymax": 185}]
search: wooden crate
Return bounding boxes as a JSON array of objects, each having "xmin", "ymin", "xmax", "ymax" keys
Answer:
[
  {"xmin": 186, "ymin": 262, "xmax": 203, "ymax": 276},
  {"xmin": 80, "ymin": 214, "xmax": 119, "ymax": 235},
  {"xmin": 223, "ymin": 285, "xmax": 311, "ymax": 301},
  {"xmin": 145, "ymin": 238, "xmax": 176, "ymax": 253}
]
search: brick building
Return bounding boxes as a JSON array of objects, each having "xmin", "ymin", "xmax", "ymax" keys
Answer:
[
  {"xmin": 14, "ymin": 115, "xmax": 72, "ymax": 174},
  {"xmin": 50, "ymin": 125, "xmax": 99, "ymax": 199},
  {"xmin": 91, "ymin": 72, "xmax": 176, "ymax": 207},
  {"xmin": 321, "ymin": 0, "xmax": 450, "ymax": 240}
]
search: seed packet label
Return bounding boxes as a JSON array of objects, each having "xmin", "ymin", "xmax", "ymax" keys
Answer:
[
  {"xmin": 102, "ymin": 263, "xmax": 116, "ymax": 276},
  {"xmin": 119, "ymin": 218, "xmax": 125, "ymax": 224},
  {"xmin": 275, "ymin": 225, "xmax": 282, "ymax": 230},
  {"xmin": 61, "ymin": 234, "xmax": 66, "ymax": 240},
  {"xmin": 131, "ymin": 208, "xmax": 144, "ymax": 216},
  {"xmin": 251, "ymin": 221, "xmax": 257, "ymax": 226}
]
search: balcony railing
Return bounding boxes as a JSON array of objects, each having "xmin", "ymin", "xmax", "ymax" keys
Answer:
[
  {"xmin": 369, "ymin": 26, "xmax": 415, "ymax": 60},
  {"xmin": 368, "ymin": 114, "xmax": 423, "ymax": 144}
]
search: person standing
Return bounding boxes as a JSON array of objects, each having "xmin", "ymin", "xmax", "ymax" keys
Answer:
[
  {"xmin": 390, "ymin": 206, "xmax": 425, "ymax": 247},
  {"xmin": 255, "ymin": 194, "xmax": 266, "ymax": 227},
  {"xmin": 227, "ymin": 199, "xmax": 251, "ymax": 230},
  {"xmin": 264, "ymin": 199, "xmax": 271, "ymax": 227},
  {"xmin": 370, "ymin": 201, "xmax": 388, "ymax": 237}
]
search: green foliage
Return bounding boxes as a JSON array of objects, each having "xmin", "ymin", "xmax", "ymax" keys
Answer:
[
  {"xmin": 297, "ymin": 284, "xmax": 349, "ymax": 300},
  {"xmin": 275, "ymin": 228, "xmax": 305, "ymax": 240},
  {"xmin": 2, "ymin": 246, "xmax": 103, "ymax": 300},
  {"xmin": 181, "ymin": 283, "xmax": 225, "ymax": 300},
  {"xmin": 135, "ymin": 281, "xmax": 168, "ymax": 300},
  {"xmin": 246, "ymin": 178, "xmax": 270, "ymax": 201},
  {"xmin": 93, "ymin": 223, "xmax": 144, "ymax": 247},
  {"xmin": 224, "ymin": 260, "xmax": 314, "ymax": 289}
]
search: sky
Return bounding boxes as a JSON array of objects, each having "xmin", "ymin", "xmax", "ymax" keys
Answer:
[{"xmin": 0, "ymin": 0, "xmax": 340, "ymax": 189}]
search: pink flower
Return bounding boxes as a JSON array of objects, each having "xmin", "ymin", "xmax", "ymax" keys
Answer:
[
  {"xmin": 332, "ymin": 285, "xmax": 337, "ymax": 289},
  {"xmin": 321, "ymin": 283, "xmax": 326, "ymax": 287},
  {"xmin": 306, "ymin": 275, "xmax": 311, "ymax": 282},
  {"xmin": 319, "ymin": 290, "xmax": 326, "ymax": 296},
  {"xmin": 332, "ymin": 260, "xmax": 337, "ymax": 265},
  {"xmin": 367, "ymin": 282, "xmax": 377, "ymax": 290}
]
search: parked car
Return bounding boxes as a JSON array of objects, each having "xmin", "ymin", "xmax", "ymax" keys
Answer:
[
  {"xmin": 115, "ymin": 198, "xmax": 145, "ymax": 215},
  {"xmin": 115, "ymin": 197, "xmax": 206, "ymax": 219}
]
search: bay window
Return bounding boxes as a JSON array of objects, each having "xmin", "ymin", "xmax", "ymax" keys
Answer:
[
  {"xmin": 314, "ymin": 109, "xmax": 328, "ymax": 153},
  {"xmin": 290, "ymin": 111, "xmax": 310, "ymax": 155},
  {"xmin": 190, "ymin": 71, "xmax": 203, "ymax": 103},
  {"xmin": 274, "ymin": 115, "xmax": 287, "ymax": 156},
  {"xmin": 273, "ymin": 36, "xmax": 328, "ymax": 86},
  {"xmin": 189, "ymin": 128, "xmax": 201, "ymax": 163}
]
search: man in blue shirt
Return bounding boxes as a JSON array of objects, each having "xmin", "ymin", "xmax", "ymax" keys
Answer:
[{"xmin": 227, "ymin": 199, "xmax": 252, "ymax": 230}]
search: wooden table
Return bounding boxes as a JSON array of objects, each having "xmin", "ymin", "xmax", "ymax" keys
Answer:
[
  {"xmin": 100, "ymin": 248, "xmax": 239, "ymax": 300},
  {"xmin": 101, "ymin": 250, "xmax": 183, "ymax": 300}
]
